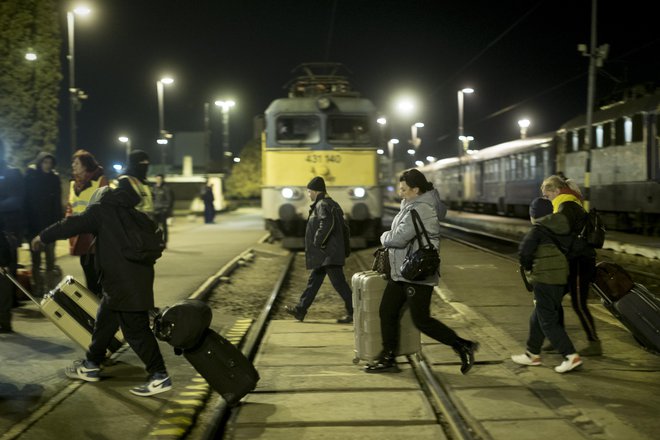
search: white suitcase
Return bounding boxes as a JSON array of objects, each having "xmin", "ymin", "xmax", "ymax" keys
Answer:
[{"xmin": 351, "ymin": 271, "xmax": 421, "ymax": 364}]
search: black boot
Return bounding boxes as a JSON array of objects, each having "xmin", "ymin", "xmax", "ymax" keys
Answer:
[
  {"xmin": 364, "ymin": 351, "xmax": 400, "ymax": 373},
  {"xmin": 453, "ymin": 338, "xmax": 479, "ymax": 375},
  {"xmin": 284, "ymin": 305, "xmax": 305, "ymax": 322}
]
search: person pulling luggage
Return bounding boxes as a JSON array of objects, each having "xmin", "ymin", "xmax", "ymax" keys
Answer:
[
  {"xmin": 284, "ymin": 176, "xmax": 354, "ymax": 324},
  {"xmin": 366, "ymin": 169, "xmax": 478, "ymax": 374},
  {"xmin": 31, "ymin": 171, "xmax": 172, "ymax": 397}
]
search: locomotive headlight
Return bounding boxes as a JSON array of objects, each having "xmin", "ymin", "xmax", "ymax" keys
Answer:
[
  {"xmin": 281, "ymin": 187, "xmax": 295, "ymax": 199},
  {"xmin": 350, "ymin": 187, "xmax": 367, "ymax": 199},
  {"xmin": 317, "ymin": 97, "xmax": 332, "ymax": 110}
]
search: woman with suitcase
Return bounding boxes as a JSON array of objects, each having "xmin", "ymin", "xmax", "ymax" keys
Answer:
[{"xmin": 365, "ymin": 169, "xmax": 479, "ymax": 374}]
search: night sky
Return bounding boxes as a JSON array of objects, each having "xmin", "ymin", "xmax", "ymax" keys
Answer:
[{"xmin": 60, "ymin": 0, "xmax": 659, "ymax": 170}]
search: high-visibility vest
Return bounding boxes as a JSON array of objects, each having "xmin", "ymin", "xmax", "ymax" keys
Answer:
[
  {"xmin": 111, "ymin": 175, "xmax": 154, "ymax": 216},
  {"xmin": 69, "ymin": 178, "xmax": 104, "ymax": 215}
]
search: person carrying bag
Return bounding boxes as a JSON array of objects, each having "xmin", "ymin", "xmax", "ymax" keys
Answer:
[{"xmin": 365, "ymin": 169, "xmax": 478, "ymax": 375}]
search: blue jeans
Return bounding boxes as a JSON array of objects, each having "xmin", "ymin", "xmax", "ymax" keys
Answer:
[
  {"xmin": 296, "ymin": 265, "xmax": 353, "ymax": 315},
  {"xmin": 527, "ymin": 282, "xmax": 576, "ymax": 357}
]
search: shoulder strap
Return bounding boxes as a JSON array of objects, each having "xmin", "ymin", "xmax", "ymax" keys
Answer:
[{"xmin": 410, "ymin": 209, "xmax": 433, "ymax": 248}]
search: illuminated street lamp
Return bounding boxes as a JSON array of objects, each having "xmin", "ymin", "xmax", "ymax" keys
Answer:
[
  {"xmin": 518, "ymin": 118, "xmax": 531, "ymax": 139},
  {"xmin": 157, "ymin": 76, "xmax": 174, "ymax": 137},
  {"xmin": 387, "ymin": 138, "xmax": 399, "ymax": 182},
  {"xmin": 410, "ymin": 122, "xmax": 424, "ymax": 148},
  {"xmin": 66, "ymin": 5, "xmax": 92, "ymax": 154},
  {"xmin": 459, "ymin": 135, "xmax": 474, "ymax": 152},
  {"xmin": 214, "ymin": 99, "xmax": 236, "ymax": 172},
  {"xmin": 457, "ymin": 88, "xmax": 474, "ymax": 156},
  {"xmin": 117, "ymin": 135, "xmax": 131, "ymax": 161},
  {"xmin": 25, "ymin": 49, "xmax": 37, "ymax": 61}
]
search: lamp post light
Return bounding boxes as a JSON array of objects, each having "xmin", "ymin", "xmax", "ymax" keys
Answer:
[
  {"xmin": 458, "ymin": 135, "xmax": 474, "ymax": 153},
  {"xmin": 156, "ymin": 77, "xmax": 174, "ymax": 137},
  {"xmin": 25, "ymin": 49, "xmax": 37, "ymax": 61},
  {"xmin": 518, "ymin": 119, "xmax": 531, "ymax": 139},
  {"xmin": 410, "ymin": 122, "xmax": 424, "ymax": 148},
  {"xmin": 457, "ymin": 87, "xmax": 474, "ymax": 211},
  {"xmin": 118, "ymin": 135, "xmax": 131, "ymax": 162},
  {"xmin": 66, "ymin": 5, "xmax": 91, "ymax": 154},
  {"xmin": 214, "ymin": 99, "xmax": 236, "ymax": 172}
]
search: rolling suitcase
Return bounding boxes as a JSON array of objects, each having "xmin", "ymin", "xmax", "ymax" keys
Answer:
[
  {"xmin": 592, "ymin": 265, "xmax": 660, "ymax": 354},
  {"xmin": 351, "ymin": 270, "xmax": 421, "ymax": 364},
  {"xmin": 182, "ymin": 328, "xmax": 260, "ymax": 406},
  {"xmin": 1, "ymin": 269, "xmax": 124, "ymax": 355}
]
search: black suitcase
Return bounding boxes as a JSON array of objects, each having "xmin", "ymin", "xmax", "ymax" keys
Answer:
[
  {"xmin": 183, "ymin": 328, "xmax": 259, "ymax": 406},
  {"xmin": 593, "ymin": 281, "xmax": 660, "ymax": 354}
]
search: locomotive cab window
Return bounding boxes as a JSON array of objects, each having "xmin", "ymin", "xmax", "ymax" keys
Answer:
[
  {"xmin": 276, "ymin": 116, "xmax": 320, "ymax": 144},
  {"xmin": 328, "ymin": 115, "xmax": 370, "ymax": 143}
]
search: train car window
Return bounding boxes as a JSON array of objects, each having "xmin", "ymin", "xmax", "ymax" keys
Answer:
[
  {"xmin": 603, "ymin": 122, "xmax": 613, "ymax": 147},
  {"xmin": 542, "ymin": 149, "xmax": 551, "ymax": 177},
  {"xmin": 328, "ymin": 116, "xmax": 370, "ymax": 143},
  {"xmin": 571, "ymin": 131, "xmax": 579, "ymax": 152},
  {"xmin": 276, "ymin": 116, "xmax": 320, "ymax": 144},
  {"xmin": 632, "ymin": 113, "xmax": 644, "ymax": 142},
  {"xmin": 624, "ymin": 117, "xmax": 633, "ymax": 144},
  {"xmin": 615, "ymin": 117, "xmax": 625, "ymax": 145}
]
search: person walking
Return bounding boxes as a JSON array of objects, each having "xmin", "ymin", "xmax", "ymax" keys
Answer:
[
  {"xmin": 512, "ymin": 197, "xmax": 583, "ymax": 373},
  {"xmin": 284, "ymin": 176, "xmax": 353, "ymax": 324},
  {"xmin": 541, "ymin": 175, "xmax": 601, "ymax": 356},
  {"xmin": 24, "ymin": 152, "xmax": 63, "ymax": 295},
  {"xmin": 31, "ymin": 178, "xmax": 172, "ymax": 397},
  {"xmin": 152, "ymin": 174, "xmax": 174, "ymax": 247},
  {"xmin": 365, "ymin": 169, "xmax": 478, "ymax": 374},
  {"xmin": 67, "ymin": 150, "xmax": 108, "ymax": 297},
  {"xmin": 202, "ymin": 181, "xmax": 215, "ymax": 224},
  {"xmin": 0, "ymin": 140, "xmax": 24, "ymax": 333}
]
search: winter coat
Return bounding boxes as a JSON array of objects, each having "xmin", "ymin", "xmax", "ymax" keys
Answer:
[
  {"xmin": 518, "ymin": 213, "xmax": 572, "ymax": 285},
  {"xmin": 381, "ymin": 189, "xmax": 447, "ymax": 285},
  {"xmin": 152, "ymin": 183, "xmax": 174, "ymax": 216},
  {"xmin": 67, "ymin": 169, "xmax": 108, "ymax": 255},
  {"xmin": 40, "ymin": 185, "xmax": 155, "ymax": 312},
  {"xmin": 0, "ymin": 162, "xmax": 24, "ymax": 237},
  {"xmin": 24, "ymin": 152, "xmax": 63, "ymax": 238},
  {"xmin": 304, "ymin": 193, "xmax": 347, "ymax": 269},
  {"xmin": 555, "ymin": 200, "xmax": 596, "ymax": 260}
]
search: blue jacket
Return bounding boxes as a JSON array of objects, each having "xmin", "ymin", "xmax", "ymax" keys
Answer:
[{"xmin": 381, "ymin": 189, "xmax": 447, "ymax": 285}]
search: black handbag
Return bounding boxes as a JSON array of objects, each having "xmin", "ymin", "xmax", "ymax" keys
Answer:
[
  {"xmin": 372, "ymin": 247, "xmax": 391, "ymax": 279},
  {"xmin": 400, "ymin": 209, "xmax": 440, "ymax": 281}
]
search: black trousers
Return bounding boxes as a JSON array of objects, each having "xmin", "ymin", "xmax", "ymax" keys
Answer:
[
  {"xmin": 87, "ymin": 302, "xmax": 166, "ymax": 376},
  {"xmin": 568, "ymin": 256, "xmax": 598, "ymax": 341},
  {"xmin": 379, "ymin": 280, "xmax": 459, "ymax": 352},
  {"xmin": 154, "ymin": 211, "xmax": 169, "ymax": 244},
  {"xmin": 297, "ymin": 265, "xmax": 353, "ymax": 315},
  {"xmin": 80, "ymin": 255, "xmax": 102, "ymax": 298},
  {"xmin": 527, "ymin": 282, "xmax": 577, "ymax": 357}
]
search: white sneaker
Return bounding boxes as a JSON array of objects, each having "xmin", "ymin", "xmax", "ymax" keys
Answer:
[
  {"xmin": 511, "ymin": 351, "xmax": 542, "ymax": 366},
  {"xmin": 554, "ymin": 353, "xmax": 583, "ymax": 373}
]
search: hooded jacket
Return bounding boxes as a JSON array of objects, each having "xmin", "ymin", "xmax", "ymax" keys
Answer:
[
  {"xmin": 381, "ymin": 189, "xmax": 447, "ymax": 285},
  {"xmin": 25, "ymin": 152, "xmax": 63, "ymax": 237},
  {"xmin": 304, "ymin": 193, "xmax": 347, "ymax": 269},
  {"xmin": 40, "ymin": 184, "xmax": 155, "ymax": 311},
  {"xmin": 518, "ymin": 213, "xmax": 572, "ymax": 285}
]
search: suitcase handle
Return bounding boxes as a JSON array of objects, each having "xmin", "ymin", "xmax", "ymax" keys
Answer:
[{"xmin": 0, "ymin": 266, "xmax": 41, "ymax": 306}]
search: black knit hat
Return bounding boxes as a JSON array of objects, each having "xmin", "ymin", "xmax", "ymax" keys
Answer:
[
  {"xmin": 529, "ymin": 197, "xmax": 553, "ymax": 219},
  {"xmin": 307, "ymin": 176, "xmax": 326, "ymax": 192}
]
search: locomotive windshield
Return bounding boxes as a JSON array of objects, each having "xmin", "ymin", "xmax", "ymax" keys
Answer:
[
  {"xmin": 328, "ymin": 115, "xmax": 371, "ymax": 143},
  {"xmin": 276, "ymin": 116, "xmax": 320, "ymax": 144}
]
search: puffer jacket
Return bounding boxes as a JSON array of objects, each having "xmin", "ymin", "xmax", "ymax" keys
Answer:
[
  {"xmin": 381, "ymin": 189, "xmax": 447, "ymax": 285},
  {"xmin": 304, "ymin": 193, "xmax": 347, "ymax": 269},
  {"xmin": 518, "ymin": 213, "xmax": 572, "ymax": 286}
]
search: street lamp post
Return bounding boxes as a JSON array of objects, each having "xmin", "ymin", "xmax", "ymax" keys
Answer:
[
  {"xmin": 387, "ymin": 138, "xmax": 400, "ymax": 183},
  {"xmin": 410, "ymin": 122, "xmax": 424, "ymax": 148},
  {"xmin": 118, "ymin": 136, "xmax": 131, "ymax": 162},
  {"xmin": 457, "ymin": 88, "xmax": 474, "ymax": 210},
  {"xmin": 156, "ymin": 77, "xmax": 174, "ymax": 172},
  {"xmin": 214, "ymin": 100, "xmax": 236, "ymax": 173},
  {"xmin": 518, "ymin": 119, "xmax": 531, "ymax": 139},
  {"xmin": 66, "ymin": 6, "xmax": 91, "ymax": 154}
]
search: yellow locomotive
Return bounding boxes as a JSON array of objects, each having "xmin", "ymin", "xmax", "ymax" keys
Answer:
[{"xmin": 261, "ymin": 63, "xmax": 383, "ymax": 248}]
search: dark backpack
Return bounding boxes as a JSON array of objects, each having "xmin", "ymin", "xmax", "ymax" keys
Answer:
[
  {"xmin": 116, "ymin": 207, "xmax": 165, "ymax": 264},
  {"xmin": 579, "ymin": 209, "xmax": 606, "ymax": 249}
]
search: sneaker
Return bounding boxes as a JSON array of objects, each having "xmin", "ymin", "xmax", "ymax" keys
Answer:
[
  {"xmin": 511, "ymin": 351, "xmax": 542, "ymax": 366},
  {"xmin": 65, "ymin": 359, "xmax": 101, "ymax": 382},
  {"xmin": 337, "ymin": 315, "xmax": 353, "ymax": 324},
  {"xmin": 284, "ymin": 305, "xmax": 305, "ymax": 322},
  {"xmin": 129, "ymin": 372, "xmax": 172, "ymax": 397},
  {"xmin": 554, "ymin": 353, "xmax": 583, "ymax": 373}
]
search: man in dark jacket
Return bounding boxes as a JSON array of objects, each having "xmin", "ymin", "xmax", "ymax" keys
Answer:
[
  {"xmin": 25, "ymin": 152, "xmax": 63, "ymax": 294},
  {"xmin": 0, "ymin": 141, "xmax": 24, "ymax": 333},
  {"xmin": 152, "ymin": 174, "xmax": 174, "ymax": 246},
  {"xmin": 285, "ymin": 176, "xmax": 353, "ymax": 324},
  {"xmin": 31, "ymin": 181, "xmax": 172, "ymax": 397}
]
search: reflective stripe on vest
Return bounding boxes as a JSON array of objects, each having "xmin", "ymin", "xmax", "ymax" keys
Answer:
[{"xmin": 112, "ymin": 175, "xmax": 154, "ymax": 215}]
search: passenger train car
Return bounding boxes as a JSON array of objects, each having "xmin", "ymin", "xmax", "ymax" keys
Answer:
[
  {"xmin": 261, "ymin": 63, "xmax": 383, "ymax": 248},
  {"xmin": 419, "ymin": 88, "xmax": 660, "ymax": 233}
]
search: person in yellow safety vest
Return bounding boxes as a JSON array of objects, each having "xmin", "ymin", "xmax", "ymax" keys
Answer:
[
  {"xmin": 67, "ymin": 149, "xmax": 109, "ymax": 297},
  {"xmin": 111, "ymin": 150, "xmax": 154, "ymax": 220}
]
